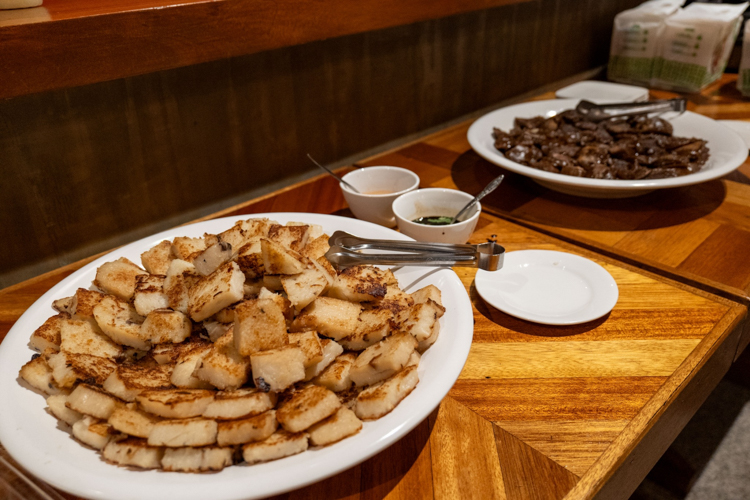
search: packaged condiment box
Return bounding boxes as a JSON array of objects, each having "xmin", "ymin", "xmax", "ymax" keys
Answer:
[
  {"xmin": 608, "ymin": 0, "xmax": 683, "ymax": 86},
  {"xmin": 651, "ymin": 2, "xmax": 748, "ymax": 92}
]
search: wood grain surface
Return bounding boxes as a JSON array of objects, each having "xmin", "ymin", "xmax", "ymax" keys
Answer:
[
  {"xmin": 0, "ymin": 174, "xmax": 745, "ymax": 499},
  {"xmin": 357, "ymin": 73, "xmax": 750, "ymax": 360},
  {"xmin": 0, "ymin": 0, "xmax": 643, "ymax": 289},
  {"xmin": 0, "ymin": 0, "xmax": 532, "ymax": 100}
]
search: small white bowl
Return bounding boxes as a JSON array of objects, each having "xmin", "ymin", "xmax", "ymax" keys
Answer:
[
  {"xmin": 340, "ymin": 166, "xmax": 420, "ymax": 227},
  {"xmin": 392, "ymin": 188, "xmax": 481, "ymax": 244}
]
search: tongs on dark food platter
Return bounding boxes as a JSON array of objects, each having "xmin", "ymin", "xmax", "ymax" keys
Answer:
[
  {"xmin": 575, "ymin": 98, "xmax": 687, "ymax": 121},
  {"xmin": 325, "ymin": 231, "xmax": 505, "ymax": 271}
]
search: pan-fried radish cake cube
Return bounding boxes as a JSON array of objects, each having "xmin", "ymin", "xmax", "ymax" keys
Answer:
[
  {"xmin": 418, "ymin": 321, "xmax": 440, "ymax": 353},
  {"xmin": 103, "ymin": 363, "xmax": 174, "ymax": 402},
  {"xmin": 237, "ymin": 240, "xmax": 264, "ymax": 279},
  {"xmin": 308, "ymin": 407, "xmax": 363, "ymax": 446},
  {"xmin": 242, "ymin": 429, "xmax": 308, "ymax": 465},
  {"xmin": 171, "ymin": 236, "xmax": 206, "ymax": 261},
  {"xmin": 47, "ymin": 352, "xmax": 117, "ymax": 388},
  {"xmin": 233, "ymin": 298, "xmax": 288, "ymax": 356},
  {"xmin": 250, "ymin": 345, "xmax": 306, "ymax": 392},
  {"xmin": 108, "ymin": 404, "xmax": 162, "ymax": 438},
  {"xmin": 67, "ymin": 384, "xmax": 124, "ymax": 419},
  {"xmin": 312, "ymin": 352, "xmax": 356, "ymax": 392},
  {"xmin": 47, "ymin": 394, "xmax": 83, "ymax": 426},
  {"xmin": 258, "ymin": 288, "xmax": 294, "ymax": 322},
  {"xmin": 93, "ymin": 257, "xmax": 146, "ymax": 301},
  {"xmin": 211, "ymin": 305, "xmax": 236, "ymax": 324},
  {"xmin": 355, "ymin": 365, "xmax": 419, "ymax": 420},
  {"xmin": 148, "ymin": 418, "xmax": 217, "ymax": 447},
  {"xmin": 290, "ymin": 297, "xmax": 362, "ymax": 340},
  {"xmin": 406, "ymin": 350, "xmax": 421, "ymax": 368},
  {"xmin": 188, "ymin": 261, "xmax": 245, "ymax": 322},
  {"xmin": 218, "ymin": 218, "xmax": 273, "ymax": 250},
  {"xmin": 171, "ymin": 344, "xmax": 213, "ymax": 389},
  {"xmin": 276, "ymin": 385, "xmax": 341, "ymax": 433},
  {"xmin": 410, "ymin": 284, "xmax": 444, "ymax": 310},
  {"xmin": 288, "ymin": 331, "xmax": 323, "ymax": 368},
  {"xmin": 281, "ymin": 265, "xmax": 329, "ymax": 312},
  {"xmin": 261, "ymin": 238, "xmax": 306, "ymax": 275},
  {"xmin": 262, "ymin": 274, "xmax": 284, "ymax": 291},
  {"xmin": 141, "ymin": 240, "xmax": 172, "ymax": 275},
  {"xmin": 70, "ymin": 288, "xmax": 105, "ymax": 322},
  {"xmin": 401, "ymin": 300, "xmax": 443, "ymax": 342},
  {"xmin": 300, "ymin": 234, "xmax": 330, "ymax": 260},
  {"xmin": 141, "ymin": 309, "xmax": 191, "ymax": 344},
  {"xmin": 133, "ymin": 274, "xmax": 169, "ymax": 316},
  {"xmin": 53, "ymin": 296, "xmax": 74, "ymax": 314},
  {"xmin": 72, "ymin": 416, "xmax": 117, "ymax": 450},
  {"xmin": 93, "ymin": 295, "xmax": 150, "ymax": 350},
  {"xmin": 29, "ymin": 312, "xmax": 68, "ymax": 352},
  {"xmin": 193, "ymin": 239, "xmax": 233, "ymax": 276},
  {"xmin": 194, "ymin": 330, "xmax": 251, "ymax": 390},
  {"xmin": 304, "ymin": 339, "xmax": 343, "ymax": 381},
  {"xmin": 103, "ymin": 438, "xmax": 164, "ymax": 469},
  {"xmin": 60, "ymin": 318, "xmax": 122, "ymax": 359},
  {"xmin": 350, "ymin": 332, "xmax": 417, "ymax": 387},
  {"xmin": 162, "ymin": 446, "xmax": 233, "ymax": 472},
  {"xmin": 137, "ymin": 389, "xmax": 215, "ymax": 418},
  {"xmin": 19, "ymin": 355, "xmax": 62, "ymax": 395},
  {"xmin": 267, "ymin": 224, "xmax": 310, "ymax": 252},
  {"xmin": 164, "ymin": 259, "xmax": 201, "ymax": 314},
  {"xmin": 203, "ymin": 320, "xmax": 232, "ymax": 342},
  {"xmin": 152, "ymin": 334, "xmax": 210, "ymax": 365},
  {"xmin": 376, "ymin": 286, "xmax": 414, "ymax": 326},
  {"xmin": 216, "ymin": 410, "xmax": 278, "ymax": 446},
  {"xmin": 203, "ymin": 388, "xmax": 277, "ymax": 420},
  {"xmin": 339, "ymin": 309, "xmax": 390, "ymax": 351},
  {"xmin": 327, "ymin": 265, "xmax": 389, "ymax": 302}
]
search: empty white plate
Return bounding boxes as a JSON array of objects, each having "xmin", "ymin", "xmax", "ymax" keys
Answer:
[{"xmin": 475, "ymin": 250, "xmax": 619, "ymax": 325}]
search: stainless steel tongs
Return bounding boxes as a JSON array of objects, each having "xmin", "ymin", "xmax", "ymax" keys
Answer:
[
  {"xmin": 575, "ymin": 98, "xmax": 687, "ymax": 121},
  {"xmin": 325, "ymin": 231, "xmax": 505, "ymax": 271}
]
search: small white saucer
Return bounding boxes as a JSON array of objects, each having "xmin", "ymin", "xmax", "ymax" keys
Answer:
[{"xmin": 475, "ymin": 250, "xmax": 619, "ymax": 325}]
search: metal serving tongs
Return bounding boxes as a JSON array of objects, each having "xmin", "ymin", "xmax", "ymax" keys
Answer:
[
  {"xmin": 575, "ymin": 98, "xmax": 687, "ymax": 121},
  {"xmin": 325, "ymin": 231, "xmax": 505, "ymax": 271}
]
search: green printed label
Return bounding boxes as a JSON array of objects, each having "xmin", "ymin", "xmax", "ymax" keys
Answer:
[
  {"xmin": 740, "ymin": 69, "xmax": 750, "ymax": 94},
  {"xmin": 608, "ymin": 55, "xmax": 653, "ymax": 83},
  {"xmin": 653, "ymin": 58, "xmax": 709, "ymax": 90}
]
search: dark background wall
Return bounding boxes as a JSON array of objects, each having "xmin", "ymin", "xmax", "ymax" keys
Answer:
[{"xmin": 0, "ymin": 0, "xmax": 641, "ymax": 288}]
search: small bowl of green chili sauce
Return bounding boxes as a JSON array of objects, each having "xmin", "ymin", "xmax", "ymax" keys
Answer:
[{"xmin": 393, "ymin": 188, "xmax": 481, "ymax": 244}]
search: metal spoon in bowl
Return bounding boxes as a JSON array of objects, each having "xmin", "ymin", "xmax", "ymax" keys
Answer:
[
  {"xmin": 451, "ymin": 174, "xmax": 505, "ymax": 224},
  {"xmin": 307, "ymin": 154, "xmax": 361, "ymax": 193}
]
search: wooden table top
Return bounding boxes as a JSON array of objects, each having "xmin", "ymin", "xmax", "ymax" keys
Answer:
[
  {"xmin": 1, "ymin": 77, "xmax": 748, "ymax": 500},
  {"xmin": 358, "ymin": 73, "xmax": 750, "ymax": 359}
]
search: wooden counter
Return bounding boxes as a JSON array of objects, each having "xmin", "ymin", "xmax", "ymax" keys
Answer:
[
  {"xmin": 0, "ymin": 0, "xmax": 528, "ymax": 100},
  {"xmin": 0, "ymin": 172, "xmax": 746, "ymax": 500}
]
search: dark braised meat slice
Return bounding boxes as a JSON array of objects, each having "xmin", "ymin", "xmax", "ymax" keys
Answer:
[
  {"xmin": 514, "ymin": 116, "xmax": 545, "ymax": 129},
  {"xmin": 545, "ymin": 143, "xmax": 581, "ymax": 157},
  {"xmin": 577, "ymin": 144, "xmax": 609, "ymax": 169},
  {"xmin": 590, "ymin": 164, "xmax": 615, "ymax": 179},
  {"xmin": 560, "ymin": 164, "xmax": 586, "ymax": 177},
  {"xmin": 505, "ymin": 144, "xmax": 543, "ymax": 164},
  {"xmin": 492, "ymin": 128, "xmax": 514, "ymax": 151},
  {"xmin": 604, "ymin": 119, "xmax": 632, "ymax": 134},
  {"xmin": 632, "ymin": 116, "xmax": 673, "ymax": 135}
]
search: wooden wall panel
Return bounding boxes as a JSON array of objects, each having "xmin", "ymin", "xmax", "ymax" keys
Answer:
[{"xmin": 0, "ymin": 0, "xmax": 642, "ymax": 288}]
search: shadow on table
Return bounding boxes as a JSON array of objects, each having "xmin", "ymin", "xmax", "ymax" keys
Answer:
[{"xmin": 450, "ymin": 150, "xmax": 727, "ymax": 232}]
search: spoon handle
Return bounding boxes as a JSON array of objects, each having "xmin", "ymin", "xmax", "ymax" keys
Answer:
[
  {"xmin": 307, "ymin": 154, "xmax": 361, "ymax": 193},
  {"xmin": 454, "ymin": 174, "xmax": 504, "ymax": 223}
]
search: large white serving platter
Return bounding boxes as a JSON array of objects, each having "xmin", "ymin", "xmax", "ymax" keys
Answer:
[
  {"xmin": 467, "ymin": 99, "xmax": 748, "ymax": 198},
  {"xmin": 0, "ymin": 213, "xmax": 474, "ymax": 500}
]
